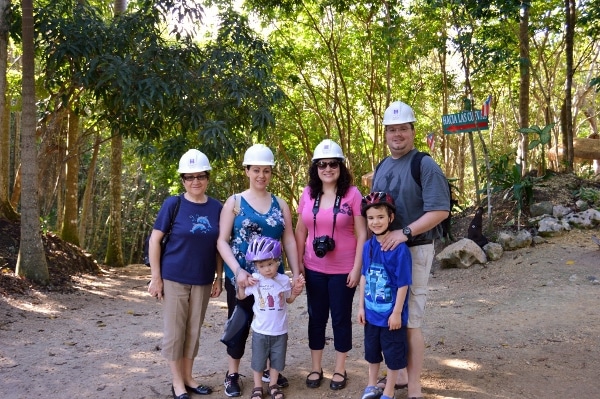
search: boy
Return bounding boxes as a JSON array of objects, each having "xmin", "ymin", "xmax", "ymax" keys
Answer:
[
  {"xmin": 358, "ymin": 192, "xmax": 412, "ymax": 399},
  {"xmin": 238, "ymin": 236, "xmax": 305, "ymax": 399}
]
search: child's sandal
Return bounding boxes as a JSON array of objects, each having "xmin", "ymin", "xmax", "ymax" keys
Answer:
[
  {"xmin": 269, "ymin": 384, "xmax": 284, "ymax": 399},
  {"xmin": 251, "ymin": 386, "xmax": 263, "ymax": 399}
]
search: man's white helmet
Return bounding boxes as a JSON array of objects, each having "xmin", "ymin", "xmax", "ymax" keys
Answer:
[
  {"xmin": 312, "ymin": 139, "xmax": 345, "ymax": 161},
  {"xmin": 382, "ymin": 101, "xmax": 417, "ymax": 125},
  {"xmin": 242, "ymin": 144, "xmax": 275, "ymax": 166},
  {"xmin": 178, "ymin": 149, "xmax": 212, "ymax": 173}
]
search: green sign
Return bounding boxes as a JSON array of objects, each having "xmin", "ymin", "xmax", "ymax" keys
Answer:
[{"xmin": 442, "ymin": 110, "xmax": 489, "ymax": 134}]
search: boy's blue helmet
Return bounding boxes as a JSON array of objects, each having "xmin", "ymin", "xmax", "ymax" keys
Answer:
[{"xmin": 246, "ymin": 236, "xmax": 282, "ymax": 262}]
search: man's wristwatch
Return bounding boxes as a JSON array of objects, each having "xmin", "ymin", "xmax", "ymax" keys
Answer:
[{"xmin": 402, "ymin": 226, "xmax": 413, "ymax": 240}]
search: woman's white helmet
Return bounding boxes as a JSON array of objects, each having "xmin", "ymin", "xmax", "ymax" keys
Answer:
[
  {"xmin": 312, "ymin": 139, "xmax": 345, "ymax": 161},
  {"xmin": 242, "ymin": 144, "xmax": 275, "ymax": 166},
  {"xmin": 382, "ymin": 101, "xmax": 417, "ymax": 125},
  {"xmin": 177, "ymin": 149, "xmax": 212, "ymax": 173}
]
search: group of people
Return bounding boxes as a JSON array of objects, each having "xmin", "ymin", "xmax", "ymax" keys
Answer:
[{"xmin": 146, "ymin": 101, "xmax": 451, "ymax": 399}]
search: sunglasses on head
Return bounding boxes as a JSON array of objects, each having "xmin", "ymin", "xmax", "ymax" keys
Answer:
[{"xmin": 315, "ymin": 160, "xmax": 341, "ymax": 170}]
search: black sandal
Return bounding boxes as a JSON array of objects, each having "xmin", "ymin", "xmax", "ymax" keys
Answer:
[
  {"xmin": 329, "ymin": 371, "xmax": 347, "ymax": 390},
  {"xmin": 305, "ymin": 369, "xmax": 323, "ymax": 388},
  {"xmin": 251, "ymin": 387, "xmax": 263, "ymax": 399},
  {"xmin": 269, "ymin": 384, "xmax": 284, "ymax": 399}
]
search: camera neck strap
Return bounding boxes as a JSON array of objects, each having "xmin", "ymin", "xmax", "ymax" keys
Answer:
[{"xmin": 312, "ymin": 192, "xmax": 342, "ymax": 239}]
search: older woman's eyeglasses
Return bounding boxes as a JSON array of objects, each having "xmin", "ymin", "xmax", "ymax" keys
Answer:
[
  {"xmin": 182, "ymin": 174, "xmax": 208, "ymax": 182},
  {"xmin": 316, "ymin": 161, "xmax": 340, "ymax": 170}
]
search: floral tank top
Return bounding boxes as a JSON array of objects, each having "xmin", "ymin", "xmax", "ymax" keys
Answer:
[{"xmin": 224, "ymin": 194, "xmax": 286, "ymax": 285}]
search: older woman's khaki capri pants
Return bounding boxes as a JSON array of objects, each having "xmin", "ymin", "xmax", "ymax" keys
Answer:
[{"xmin": 161, "ymin": 279, "xmax": 212, "ymax": 361}]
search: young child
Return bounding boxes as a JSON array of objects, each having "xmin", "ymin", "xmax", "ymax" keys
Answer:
[
  {"xmin": 238, "ymin": 236, "xmax": 305, "ymax": 399},
  {"xmin": 357, "ymin": 192, "xmax": 412, "ymax": 399}
]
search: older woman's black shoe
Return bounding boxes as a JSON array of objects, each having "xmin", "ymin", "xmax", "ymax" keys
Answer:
[
  {"xmin": 171, "ymin": 385, "xmax": 190, "ymax": 399},
  {"xmin": 329, "ymin": 371, "xmax": 347, "ymax": 390},
  {"xmin": 185, "ymin": 384, "xmax": 212, "ymax": 395}
]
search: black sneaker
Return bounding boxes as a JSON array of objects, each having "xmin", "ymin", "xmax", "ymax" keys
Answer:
[
  {"xmin": 261, "ymin": 370, "xmax": 289, "ymax": 388},
  {"xmin": 224, "ymin": 372, "xmax": 242, "ymax": 397}
]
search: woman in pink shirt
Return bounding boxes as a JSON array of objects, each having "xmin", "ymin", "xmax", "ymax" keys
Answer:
[{"xmin": 295, "ymin": 139, "xmax": 367, "ymax": 391}]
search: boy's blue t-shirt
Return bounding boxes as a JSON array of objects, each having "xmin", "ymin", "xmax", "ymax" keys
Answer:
[
  {"xmin": 361, "ymin": 236, "xmax": 412, "ymax": 327},
  {"xmin": 154, "ymin": 194, "xmax": 222, "ymax": 285}
]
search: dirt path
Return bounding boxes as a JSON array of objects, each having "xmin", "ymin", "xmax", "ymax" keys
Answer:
[{"xmin": 1, "ymin": 229, "xmax": 599, "ymax": 399}]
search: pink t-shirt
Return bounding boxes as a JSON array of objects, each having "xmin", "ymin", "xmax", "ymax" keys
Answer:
[{"xmin": 298, "ymin": 185, "xmax": 363, "ymax": 274}]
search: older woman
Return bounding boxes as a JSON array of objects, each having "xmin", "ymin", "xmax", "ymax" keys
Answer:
[
  {"xmin": 147, "ymin": 149, "xmax": 223, "ymax": 399},
  {"xmin": 217, "ymin": 144, "xmax": 301, "ymax": 398},
  {"xmin": 295, "ymin": 139, "xmax": 367, "ymax": 391}
]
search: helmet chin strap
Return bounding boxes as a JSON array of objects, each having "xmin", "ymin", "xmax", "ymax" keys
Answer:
[
  {"xmin": 374, "ymin": 227, "xmax": 389, "ymax": 236},
  {"xmin": 373, "ymin": 218, "xmax": 393, "ymax": 236}
]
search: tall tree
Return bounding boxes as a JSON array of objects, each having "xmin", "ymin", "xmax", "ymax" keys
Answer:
[
  {"xmin": 16, "ymin": 0, "xmax": 49, "ymax": 284},
  {"xmin": 563, "ymin": 0, "xmax": 576, "ymax": 172},
  {"xmin": 104, "ymin": 0, "xmax": 127, "ymax": 266},
  {"xmin": 518, "ymin": 2, "xmax": 530, "ymax": 174},
  {"xmin": 0, "ymin": 0, "xmax": 17, "ymax": 220}
]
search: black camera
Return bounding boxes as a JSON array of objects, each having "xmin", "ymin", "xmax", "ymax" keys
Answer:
[{"xmin": 312, "ymin": 235, "xmax": 335, "ymax": 258}]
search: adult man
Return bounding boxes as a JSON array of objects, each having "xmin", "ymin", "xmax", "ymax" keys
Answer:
[{"xmin": 371, "ymin": 101, "xmax": 450, "ymax": 399}]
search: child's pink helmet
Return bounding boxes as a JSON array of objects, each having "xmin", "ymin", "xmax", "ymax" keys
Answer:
[{"xmin": 246, "ymin": 236, "xmax": 282, "ymax": 262}]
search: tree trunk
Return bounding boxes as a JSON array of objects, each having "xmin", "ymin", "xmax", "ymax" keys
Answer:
[
  {"xmin": 16, "ymin": 0, "xmax": 49, "ymax": 284},
  {"xmin": 104, "ymin": 131, "xmax": 124, "ymax": 266},
  {"xmin": 78, "ymin": 134, "xmax": 100, "ymax": 247},
  {"xmin": 0, "ymin": 0, "xmax": 17, "ymax": 220},
  {"xmin": 102, "ymin": 0, "xmax": 127, "ymax": 266},
  {"xmin": 60, "ymin": 109, "xmax": 80, "ymax": 245},
  {"xmin": 563, "ymin": 0, "xmax": 576, "ymax": 172},
  {"xmin": 518, "ymin": 3, "xmax": 530, "ymax": 174}
]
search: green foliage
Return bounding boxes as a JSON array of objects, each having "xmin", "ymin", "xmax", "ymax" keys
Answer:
[
  {"xmin": 518, "ymin": 123, "xmax": 555, "ymax": 175},
  {"xmin": 573, "ymin": 186, "xmax": 600, "ymax": 207},
  {"xmin": 486, "ymin": 153, "xmax": 536, "ymax": 216}
]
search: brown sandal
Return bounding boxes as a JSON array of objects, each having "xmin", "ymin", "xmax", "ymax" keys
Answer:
[
  {"xmin": 269, "ymin": 384, "xmax": 284, "ymax": 399},
  {"xmin": 251, "ymin": 386, "xmax": 263, "ymax": 399}
]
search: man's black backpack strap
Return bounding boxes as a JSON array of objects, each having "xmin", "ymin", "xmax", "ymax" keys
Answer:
[{"xmin": 373, "ymin": 151, "xmax": 430, "ymax": 189}]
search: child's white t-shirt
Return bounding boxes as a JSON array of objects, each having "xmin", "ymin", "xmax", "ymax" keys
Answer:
[{"xmin": 245, "ymin": 273, "xmax": 291, "ymax": 336}]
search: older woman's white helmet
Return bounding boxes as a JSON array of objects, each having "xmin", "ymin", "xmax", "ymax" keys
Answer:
[
  {"xmin": 242, "ymin": 144, "xmax": 275, "ymax": 166},
  {"xmin": 177, "ymin": 149, "xmax": 212, "ymax": 173},
  {"xmin": 312, "ymin": 139, "xmax": 345, "ymax": 161},
  {"xmin": 382, "ymin": 101, "xmax": 417, "ymax": 125}
]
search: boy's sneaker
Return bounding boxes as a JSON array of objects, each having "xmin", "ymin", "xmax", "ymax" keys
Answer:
[
  {"xmin": 224, "ymin": 372, "xmax": 242, "ymax": 397},
  {"xmin": 361, "ymin": 385, "xmax": 383, "ymax": 399},
  {"xmin": 261, "ymin": 370, "xmax": 289, "ymax": 388}
]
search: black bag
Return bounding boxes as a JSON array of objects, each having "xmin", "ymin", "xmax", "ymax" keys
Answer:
[
  {"xmin": 143, "ymin": 195, "xmax": 182, "ymax": 266},
  {"xmin": 220, "ymin": 304, "xmax": 252, "ymax": 348}
]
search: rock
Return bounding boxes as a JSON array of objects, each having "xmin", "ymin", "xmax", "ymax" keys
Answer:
[
  {"xmin": 435, "ymin": 238, "xmax": 487, "ymax": 269},
  {"xmin": 575, "ymin": 199, "xmax": 589, "ymax": 211},
  {"xmin": 553, "ymin": 205, "xmax": 573, "ymax": 218},
  {"xmin": 483, "ymin": 242, "xmax": 503, "ymax": 261},
  {"xmin": 537, "ymin": 217, "xmax": 571, "ymax": 237},
  {"xmin": 497, "ymin": 229, "xmax": 533, "ymax": 250},
  {"xmin": 563, "ymin": 209, "xmax": 600, "ymax": 229},
  {"xmin": 532, "ymin": 235, "xmax": 546, "ymax": 245},
  {"xmin": 530, "ymin": 201, "xmax": 554, "ymax": 217}
]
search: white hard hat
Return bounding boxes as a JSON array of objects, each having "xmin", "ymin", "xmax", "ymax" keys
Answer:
[
  {"xmin": 177, "ymin": 149, "xmax": 212, "ymax": 173},
  {"xmin": 242, "ymin": 144, "xmax": 275, "ymax": 166},
  {"xmin": 382, "ymin": 101, "xmax": 417, "ymax": 125},
  {"xmin": 312, "ymin": 139, "xmax": 345, "ymax": 161}
]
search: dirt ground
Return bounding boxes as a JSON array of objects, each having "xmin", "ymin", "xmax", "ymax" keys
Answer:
[{"xmin": 1, "ymin": 227, "xmax": 599, "ymax": 399}]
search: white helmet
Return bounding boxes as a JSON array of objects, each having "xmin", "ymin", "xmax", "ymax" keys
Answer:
[
  {"xmin": 177, "ymin": 149, "xmax": 212, "ymax": 173},
  {"xmin": 312, "ymin": 139, "xmax": 345, "ymax": 161},
  {"xmin": 382, "ymin": 101, "xmax": 417, "ymax": 125},
  {"xmin": 242, "ymin": 144, "xmax": 275, "ymax": 166}
]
